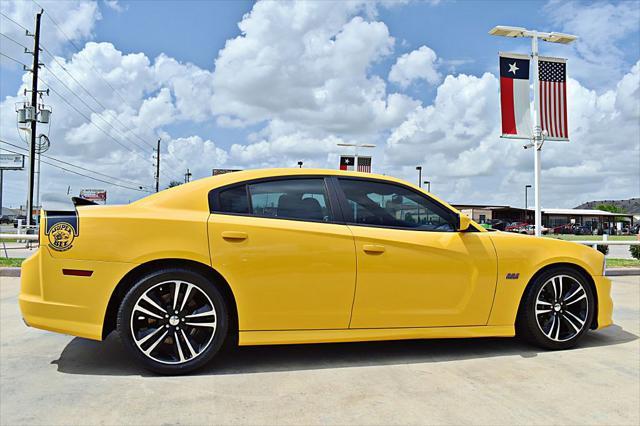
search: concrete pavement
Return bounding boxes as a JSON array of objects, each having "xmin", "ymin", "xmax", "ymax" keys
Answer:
[{"xmin": 1, "ymin": 276, "xmax": 639, "ymax": 425}]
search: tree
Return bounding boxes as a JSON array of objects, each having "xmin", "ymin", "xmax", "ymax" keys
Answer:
[
  {"xmin": 596, "ymin": 203, "xmax": 625, "ymax": 214},
  {"xmin": 167, "ymin": 180, "xmax": 182, "ymax": 188}
]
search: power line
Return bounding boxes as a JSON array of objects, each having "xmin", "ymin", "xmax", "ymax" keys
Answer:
[
  {"xmin": 0, "ymin": 145, "xmax": 152, "ymax": 193},
  {"xmin": 0, "ymin": 12, "xmax": 29, "ymax": 32},
  {"xmin": 39, "ymin": 78, "xmax": 155, "ymax": 164},
  {"xmin": 0, "ymin": 51, "xmax": 29, "ymax": 67},
  {"xmin": 0, "ymin": 139, "xmax": 151, "ymax": 189},
  {"xmin": 42, "ymin": 64, "xmax": 154, "ymax": 155},
  {"xmin": 0, "ymin": 32, "xmax": 29, "ymax": 50},
  {"xmin": 40, "ymin": 46, "xmax": 155, "ymax": 150}
]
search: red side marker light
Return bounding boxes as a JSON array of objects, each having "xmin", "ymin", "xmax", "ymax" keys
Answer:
[{"xmin": 62, "ymin": 269, "xmax": 93, "ymax": 277}]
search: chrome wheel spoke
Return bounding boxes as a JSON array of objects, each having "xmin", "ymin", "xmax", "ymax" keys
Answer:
[
  {"xmin": 185, "ymin": 309, "xmax": 216, "ymax": 319},
  {"xmin": 136, "ymin": 325, "xmax": 165, "ymax": 345},
  {"xmin": 181, "ymin": 329, "xmax": 197, "ymax": 358},
  {"xmin": 172, "ymin": 281, "xmax": 181, "ymax": 311},
  {"xmin": 174, "ymin": 331, "xmax": 186, "ymax": 362},
  {"xmin": 179, "ymin": 283, "xmax": 194, "ymax": 312},
  {"xmin": 143, "ymin": 329, "xmax": 168, "ymax": 356},
  {"xmin": 186, "ymin": 321, "xmax": 216, "ymax": 328},
  {"xmin": 563, "ymin": 286, "xmax": 584, "ymax": 303},
  {"xmin": 565, "ymin": 293, "xmax": 586, "ymax": 306},
  {"xmin": 134, "ymin": 305, "xmax": 163, "ymax": 320},
  {"xmin": 545, "ymin": 315, "xmax": 557, "ymax": 339},
  {"xmin": 141, "ymin": 294, "xmax": 167, "ymax": 315}
]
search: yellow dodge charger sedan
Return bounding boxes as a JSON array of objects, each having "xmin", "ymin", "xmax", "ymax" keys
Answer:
[{"xmin": 20, "ymin": 169, "xmax": 613, "ymax": 374}]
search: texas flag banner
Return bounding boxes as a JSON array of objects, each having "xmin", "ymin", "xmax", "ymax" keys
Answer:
[
  {"xmin": 499, "ymin": 52, "xmax": 532, "ymax": 139},
  {"xmin": 339, "ymin": 155, "xmax": 355, "ymax": 171}
]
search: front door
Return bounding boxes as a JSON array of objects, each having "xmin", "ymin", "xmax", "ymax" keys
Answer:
[
  {"xmin": 208, "ymin": 177, "xmax": 356, "ymax": 331},
  {"xmin": 335, "ymin": 178, "xmax": 498, "ymax": 328}
]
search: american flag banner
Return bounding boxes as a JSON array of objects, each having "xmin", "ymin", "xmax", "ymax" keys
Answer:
[
  {"xmin": 357, "ymin": 156, "xmax": 372, "ymax": 173},
  {"xmin": 339, "ymin": 155, "xmax": 355, "ymax": 171},
  {"xmin": 539, "ymin": 57, "xmax": 568, "ymax": 140}
]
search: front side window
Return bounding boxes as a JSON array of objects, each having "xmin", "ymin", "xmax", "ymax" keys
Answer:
[
  {"xmin": 338, "ymin": 179, "xmax": 456, "ymax": 231},
  {"xmin": 248, "ymin": 179, "xmax": 331, "ymax": 222}
]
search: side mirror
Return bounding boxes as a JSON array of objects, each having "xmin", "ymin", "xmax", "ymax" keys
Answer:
[{"xmin": 457, "ymin": 213, "xmax": 471, "ymax": 232}]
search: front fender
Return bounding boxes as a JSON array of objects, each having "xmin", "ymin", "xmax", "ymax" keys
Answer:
[{"xmin": 486, "ymin": 232, "xmax": 605, "ymax": 327}]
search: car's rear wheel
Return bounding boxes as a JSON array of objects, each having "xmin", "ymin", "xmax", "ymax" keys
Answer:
[
  {"xmin": 517, "ymin": 267, "xmax": 594, "ymax": 350},
  {"xmin": 117, "ymin": 269, "xmax": 228, "ymax": 375}
]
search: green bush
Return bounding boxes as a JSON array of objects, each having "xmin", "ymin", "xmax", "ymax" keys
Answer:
[
  {"xmin": 630, "ymin": 245, "xmax": 640, "ymax": 260},
  {"xmin": 597, "ymin": 245, "xmax": 609, "ymax": 256}
]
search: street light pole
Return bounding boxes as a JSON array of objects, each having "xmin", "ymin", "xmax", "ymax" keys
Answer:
[
  {"xmin": 424, "ymin": 181, "xmax": 431, "ymax": 192},
  {"xmin": 525, "ymin": 184, "xmax": 532, "ymax": 223},
  {"xmin": 489, "ymin": 25, "xmax": 576, "ymax": 237},
  {"xmin": 416, "ymin": 166, "xmax": 422, "ymax": 187}
]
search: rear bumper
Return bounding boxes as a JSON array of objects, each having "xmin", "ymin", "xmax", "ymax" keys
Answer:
[
  {"xmin": 19, "ymin": 248, "xmax": 134, "ymax": 340},
  {"xmin": 593, "ymin": 275, "xmax": 613, "ymax": 330}
]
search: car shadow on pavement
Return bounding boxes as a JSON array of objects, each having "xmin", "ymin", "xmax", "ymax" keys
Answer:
[{"xmin": 51, "ymin": 324, "xmax": 638, "ymax": 377}]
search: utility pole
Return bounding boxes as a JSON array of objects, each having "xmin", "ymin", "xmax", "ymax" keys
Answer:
[
  {"xmin": 184, "ymin": 168, "xmax": 192, "ymax": 183},
  {"xmin": 155, "ymin": 138, "xmax": 160, "ymax": 192},
  {"xmin": 416, "ymin": 166, "xmax": 422, "ymax": 188},
  {"xmin": 25, "ymin": 10, "xmax": 43, "ymax": 227}
]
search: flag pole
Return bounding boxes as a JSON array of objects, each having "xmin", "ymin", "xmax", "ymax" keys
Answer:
[
  {"xmin": 489, "ymin": 26, "xmax": 577, "ymax": 238},
  {"xmin": 531, "ymin": 31, "xmax": 542, "ymax": 237}
]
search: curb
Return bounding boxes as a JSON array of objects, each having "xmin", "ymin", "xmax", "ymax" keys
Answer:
[
  {"xmin": 0, "ymin": 267, "xmax": 21, "ymax": 277},
  {"xmin": 606, "ymin": 268, "xmax": 640, "ymax": 277}
]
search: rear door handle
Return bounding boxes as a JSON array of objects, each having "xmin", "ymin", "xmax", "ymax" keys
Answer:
[
  {"xmin": 363, "ymin": 244, "xmax": 385, "ymax": 254},
  {"xmin": 221, "ymin": 231, "xmax": 248, "ymax": 240}
]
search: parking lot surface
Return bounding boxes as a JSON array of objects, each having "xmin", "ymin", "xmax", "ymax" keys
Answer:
[{"xmin": 1, "ymin": 275, "xmax": 639, "ymax": 425}]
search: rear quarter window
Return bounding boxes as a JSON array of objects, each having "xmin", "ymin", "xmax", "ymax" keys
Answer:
[{"xmin": 217, "ymin": 185, "xmax": 249, "ymax": 214}]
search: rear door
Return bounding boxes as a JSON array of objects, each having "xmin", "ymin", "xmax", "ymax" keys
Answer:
[
  {"xmin": 335, "ymin": 177, "xmax": 498, "ymax": 328},
  {"xmin": 207, "ymin": 177, "xmax": 357, "ymax": 331}
]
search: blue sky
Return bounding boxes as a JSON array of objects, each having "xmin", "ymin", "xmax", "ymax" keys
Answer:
[{"xmin": 0, "ymin": 0, "xmax": 638, "ymax": 209}]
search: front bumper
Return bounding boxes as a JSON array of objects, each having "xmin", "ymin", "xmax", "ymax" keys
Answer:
[
  {"xmin": 593, "ymin": 275, "xmax": 613, "ymax": 330},
  {"xmin": 19, "ymin": 248, "xmax": 134, "ymax": 340}
]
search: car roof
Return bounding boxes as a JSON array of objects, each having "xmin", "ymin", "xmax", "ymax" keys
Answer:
[{"xmin": 134, "ymin": 168, "xmax": 461, "ymax": 216}]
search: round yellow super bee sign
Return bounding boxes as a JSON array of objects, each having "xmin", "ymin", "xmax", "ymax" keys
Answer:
[{"xmin": 47, "ymin": 222, "xmax": 76, "ymax": 251}]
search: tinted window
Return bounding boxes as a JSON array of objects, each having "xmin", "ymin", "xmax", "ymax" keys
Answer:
[
  {"xmin": 249, "ymin": 179, "xmax": 331, "ymax": 222},
  {"xmin": 218, "ymin": 185, "xmax": 249, "ymax": 214},
  {"xmin": 338, "ymin": 179, "xmax": 456, "ymax": 231}
]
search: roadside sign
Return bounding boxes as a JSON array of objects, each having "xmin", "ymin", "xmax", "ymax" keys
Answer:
[
  {"xmin": 0, "ymin": 153, "xmax": 25, "ymax": 170},
  {"xmin": 79, "ymin": 189, "xmax": 107, "ymax": 203},
  {"xmin": 212, "ymin": 169, "xmax": 241, "ymax": 176}
]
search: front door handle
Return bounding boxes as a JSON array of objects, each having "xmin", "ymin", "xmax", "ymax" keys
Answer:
[
  {"xmin": 363, "ymin": 244, "xmax": 385, "ymax": 254},
  {"xmin": 221, "ymin": 231, "xmax": 248, "ymax": 240}
]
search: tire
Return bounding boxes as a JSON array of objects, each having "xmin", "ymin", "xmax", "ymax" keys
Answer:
[
  {"xmin": 117, "ymin": 268, "xmax": 229, "ymax": 375},
  {"xmin": 516, "ymin": 267, "xmax": 595, "ymax": 350}
]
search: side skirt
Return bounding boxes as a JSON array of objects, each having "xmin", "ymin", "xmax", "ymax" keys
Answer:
[{"xmin": 239, "ymin": 325, "xmax": 515, "ymax": 346}]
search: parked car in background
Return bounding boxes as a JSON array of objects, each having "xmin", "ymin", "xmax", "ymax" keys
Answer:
[
  {"xmin": 0, "ymin": 215, "xmax": 14, "ymax": 224},
  {"xmin": 505, "ymin": 222, "xmax": 527, "ymax": 232},
  {"xmin": 488, "ymin": 219, "xmax": 507, "ymax": 231},
  {"xmin": 574, "ymin": 226, "xmax": 592, "ymax": 236}
]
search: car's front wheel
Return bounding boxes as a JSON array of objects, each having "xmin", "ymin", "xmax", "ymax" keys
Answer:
[
  {"xmin": 517, "ymin": 267, "xmax": 595, "ymax": 350},
  {"xmin": 117, "ymin": 269, "xmax": 228, "ymax": 375}
]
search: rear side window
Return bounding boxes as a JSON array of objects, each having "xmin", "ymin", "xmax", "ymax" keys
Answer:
[
  {"xmin": 218, "ymin": 185, "xmax": 249, "ymax": 214},
  {"xmin": 248, "ymin": 179, "xmax": 331, "ymax": 222}
]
